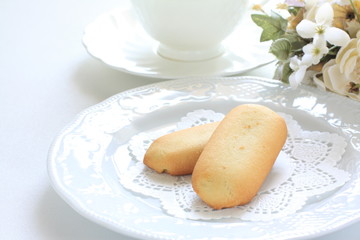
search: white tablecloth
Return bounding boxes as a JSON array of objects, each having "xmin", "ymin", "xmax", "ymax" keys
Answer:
[{"xmin": 1, "ymin": 0, "xmax": 359, "ymax": 239}]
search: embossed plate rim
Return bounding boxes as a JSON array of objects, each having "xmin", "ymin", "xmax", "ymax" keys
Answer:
[{"xmin": 47, "ymin": 76, "xmax": 360, "ymax": 240}]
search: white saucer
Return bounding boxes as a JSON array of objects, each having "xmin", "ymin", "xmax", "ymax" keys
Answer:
[{"xmin": 82, "ymin": 8, "xmax": 274, "ymax": 79}]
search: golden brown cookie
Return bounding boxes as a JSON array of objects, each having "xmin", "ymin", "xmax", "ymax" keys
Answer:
[
  {"xmin": 191, "ymin": 104, "xmax": 287, "ymax": 209},
  {"xmin": 144, "ymin": 122, "xmax": 219, "ymax": 175}
]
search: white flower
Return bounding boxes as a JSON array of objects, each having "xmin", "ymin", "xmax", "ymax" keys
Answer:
[
  {"xmin": 289, "ymin": 56, "xmax": 310, "ymax": 88},
  {"xmin": 302, "ymin": 41, "xmax": 329, "ymax": 65},
  {"xmin": 296, "ymin": 3, "xmax": 350, "ymax": 47},
  {"xmin": 321, "ymin": 38, "xmax": 360, "ymax": 100},
  {"xmin": 303, "ymin": 0, "xmax": 331, "ymax": 21}
]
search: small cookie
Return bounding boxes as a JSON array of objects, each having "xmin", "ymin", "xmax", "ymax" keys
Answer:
[
  {"xmin": 144, "ymin": 122, "xmax": 219, "ymax": 175},
  {"xmin": 192, "ymin": 104, "xmax": 287, "ymax": 209}
]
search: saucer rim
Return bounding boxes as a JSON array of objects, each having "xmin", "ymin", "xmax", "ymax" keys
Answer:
[{"xmin": 82, "ymin": 7, "xmax": 275, "ymax": 79}]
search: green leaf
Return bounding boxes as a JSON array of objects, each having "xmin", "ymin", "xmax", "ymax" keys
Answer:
[
  {"xmin": 273, "ymin": 63, "xmax": 283, "ymax": 81},
  {"xmin": 270, "ymin": 11, "xmax": 288, "ymax": 31},
  {"xmin": 273, "ymin": 61, "xmax": 292, "ymax": 83},
  {"xmin": 281, "ymin": 61, "xmax": 293, "ymax": 83},
  {"xmin": 251, "ymin": 12, "xmax": 288, "ymax": 42},
  {"xmin": 270, "ymin": 38, "xmax": 292, "ymax": 61},
  {"xmin": 282, "ymin": 31, "xmax": 308, "ymax": 52}
]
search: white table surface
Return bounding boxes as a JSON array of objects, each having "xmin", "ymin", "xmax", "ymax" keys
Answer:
[{"xmin": 1, "ymin": 0, "xmax": 359, "ymax": 239}]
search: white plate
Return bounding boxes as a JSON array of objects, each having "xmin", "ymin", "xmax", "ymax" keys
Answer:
[
  {"xmin": 82, "ymin": 8, "xmax": 274, "ymax": 79},
  {"xmin": 48, "ymin": 76, "xmax": 360, "ymax": 240}
]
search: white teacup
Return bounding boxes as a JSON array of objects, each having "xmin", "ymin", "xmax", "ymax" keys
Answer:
[{"xmin": 130, "ymin": 0, "xmax": 252, "ymax": 61}]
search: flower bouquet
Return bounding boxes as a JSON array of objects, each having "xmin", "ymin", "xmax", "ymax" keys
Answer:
[{"xmin": 251, "ymin": 0, "xmax": 360, "ymax": 101}]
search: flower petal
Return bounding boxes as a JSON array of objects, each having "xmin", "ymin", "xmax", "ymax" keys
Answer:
[
  {"xmin": 327, "ymin": 66, "xmax": 349, "ymax": 95},
  {"xmin": 322, "ymin": 60, "xmax": 350, "ymax": 95},
  {"xmin": 289, "ymin": 56, "xmax": 301, "ymax": 70},
  {"xmin": 289, "ymin": 73, "xmax": 300, "ymax": 88},
  {"xmin": 320, "ymin": 44, "xmax": 329, "ymax": 55},
  {"xmin": 325, "ymin": 27, "xmax": 350, "ymax": 46},
  {"xmin": 336, "ymin": 39, "xmax": 357, "ymax": 65},
  {"xmin": 338, "ymin": 47, "xmax": 357, "ymax": 73},
  {"xmin": 302, "ymin": 43, "xmax": 313, "ymax": 54},
  {"xmin": 304, "ymin": 0, "xmax": 318, "ymax": 21},
  {"xmin": 315, "ymin": 3, "xmax": 334, "ymax": 26},
  {"xmin": 313, "ymin": 34, "xmax": 327, "ymax": 47},
  {"xmin": 302, "ymin": 42, "xmax": 329, "ymax": 65},
  {"xmin": 289, "ymin": 66, "xmax": 307, "ymax": 88},
  {"xmin": 296, "ymin": 19, "xmax": 317, "ymax": 38},
  {"xmin": 322, "ymin": 60, "xmax": 337, "ymax": 92},
  {"xmin": 344, "ymin": 56, "xmax": 357, "ymax": 79},
  {"xmin": 301, "ymin": 53, "xmax": 313, "ymax": 65}
]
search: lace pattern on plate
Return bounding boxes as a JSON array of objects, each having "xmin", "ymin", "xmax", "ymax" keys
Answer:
[{"xmin": 118, "ymin": 109, "xmax": 350, "ymax": 221}]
